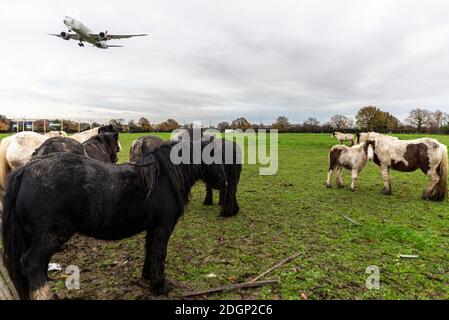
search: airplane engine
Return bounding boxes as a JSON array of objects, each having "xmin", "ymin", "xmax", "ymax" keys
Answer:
[
  {"xmin": 96, "ymin": 41, "xmax": 108, "ymax": 49},
  {"xmin": 60, "ymin": 31, "xmax": 71, "ymax": 40},
  {"xmin": 98, "ymin": 31, "xmax": 108, "ymax": 40}
]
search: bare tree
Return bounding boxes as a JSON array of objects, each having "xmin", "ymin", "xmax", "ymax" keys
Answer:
[
  {"xmin": 432, "ymin": 110, "xmax": 449, "ymax": 129},
  {"xmin": 329, "ymin": 115, "xmax": 353, "ymax": 131},
  {"xmin": 406, "ymin": 108, "xmax": 432, "ymax": 132},
  {"xmin": 272, "ymin": 116, "xmax": 290, "ymax": 130}
]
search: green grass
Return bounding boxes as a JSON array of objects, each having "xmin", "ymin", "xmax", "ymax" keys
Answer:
[{"xmin": 1, "ymin": 132, "xmax": 448, "ymax": 299}]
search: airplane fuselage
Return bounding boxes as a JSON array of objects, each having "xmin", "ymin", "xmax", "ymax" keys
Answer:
[{"xmin": 63, "ymin": 16, "xmax": 107, "ymax": 48}]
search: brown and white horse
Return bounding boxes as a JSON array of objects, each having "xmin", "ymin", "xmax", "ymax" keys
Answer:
[
  {"xmin": 332, "ymin": 132, "xmax": 355, "ymax": 146},
  {"xmin": 358, "ymin": 132, "xmax": 448, "ymax": 201},
  {"xmin": 327, "ymin": 141, "xmax": 375, "ymax": 192}
]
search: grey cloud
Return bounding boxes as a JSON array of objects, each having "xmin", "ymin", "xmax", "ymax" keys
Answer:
[{"xmin": 1, "ymin": 0, "xmax": 449, "ymax": 125}]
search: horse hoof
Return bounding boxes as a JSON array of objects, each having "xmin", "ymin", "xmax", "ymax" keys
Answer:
[
  {"xmin": 151, "ymin": 280, "xmax": 171, "ymax": 295},
  {"xmin": 337, "ymin": 184, "xmax": 345, "ymax": 189},
  {"xmin": 220, "ymin": 211, "xmax": 238, "ymax": 218},
  {"xmin": 203, "ymin": 200, "xmax": 213, "ymax": 206},
  {"xmin": 350, "ymin": 187, "xmax": 357, "ymax": 192},
  {"xmin": 380, "ymin": 189, "xmax": 391, "ymax": 195},
  {"xmin": 326, "ymin": 184, "xmax": 332, "ymax": 189}
]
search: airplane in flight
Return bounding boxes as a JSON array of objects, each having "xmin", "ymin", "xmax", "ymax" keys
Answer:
[{"xmin": 48, "ymin": 16, "xmax": 147, "ymax": 49}]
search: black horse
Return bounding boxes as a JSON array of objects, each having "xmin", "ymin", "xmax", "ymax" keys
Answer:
[
  {"xmin": 203, "ymin": 138, "xmax": 242, "ymax": 217},
  {"xmin": 130, "ymin": 135, "xmax": 241, "ymax": 216},
  {"xmin": 171, "ymin": 130, "xmax": 242, "ymax": 217},
  {"xmin": 2, "ymin": 140, "xmax": 226, "ymax": 299},
  {"xmin": 32, "ymin": 132, "xmax": 121, "ymax": 163}
]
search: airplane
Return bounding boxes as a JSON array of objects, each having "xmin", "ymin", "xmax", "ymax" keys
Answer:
[{"xmin": 48, "ymin": 16, "xmax": 147, "ymax": 49}]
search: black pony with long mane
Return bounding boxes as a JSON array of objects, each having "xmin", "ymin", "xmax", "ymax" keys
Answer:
[
  {"xmin": 32, "ymin": 132, "xmax": 121, "ymax": 163},
  {"xmin": 2, "ymin": 140, "xmax": 226, "ymax": 299},
  {"xmin": 130, "ymin": 134, "xmax": 242, "ymax": 217}
]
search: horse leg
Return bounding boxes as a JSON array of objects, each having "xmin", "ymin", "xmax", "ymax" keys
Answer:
[
  {"xmin": 422, "ymin": 167, "xmax": 439, "ymax": 200},
  {"xmin": 350, "ymin": 169, "xmax": 359, "ymax": 192},
  {"xmin": 326, "ymin": 169, "xmax": 333, "ymax": 188},
  {"xmin": 220, "ymin": 184, "xmax": 239, "ymax": 217},
  {"xmin": 21, "ymin": 238, "xmax": 64, "ymax": 300},
  {"xmin": 380, "ymin": 164, "xmax": 392, "ymax": 195},
  {"xmin": 204, "ymin": 184, "xmax": 213, "ymax": 205},
  {"xmin": 142, "ymin": 221, "xmax": 176, "ymax": 295},
  {"xmin": 336, "ymin": 166, "xmax": 344, "ymax": 188}
]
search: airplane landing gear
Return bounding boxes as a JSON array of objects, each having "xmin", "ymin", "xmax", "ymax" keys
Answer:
[{"xmin": 78, "ymin": 41, "xmax": 84, "ymax": 47}]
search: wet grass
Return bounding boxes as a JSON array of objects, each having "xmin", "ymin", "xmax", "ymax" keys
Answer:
[{"xmin": 1, "ymin": 132, "xmax": 448, "ymax": 299}]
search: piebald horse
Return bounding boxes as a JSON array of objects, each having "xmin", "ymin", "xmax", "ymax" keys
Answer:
[
  {"xmin": 358, "ymin": 132, "xmax": 448, "ymax": 201},
  {"xmin": 332, "ymin": 132, "xmax": 355, "ymax": 146},
  {"xmin": 327, "ymin": 141, "xmax": 375, "ymax": 192}
]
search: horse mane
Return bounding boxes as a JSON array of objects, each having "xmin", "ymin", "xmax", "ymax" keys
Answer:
[{"xmin": 136, "ymin": 141, "xmax": 201, "ymax": 214}]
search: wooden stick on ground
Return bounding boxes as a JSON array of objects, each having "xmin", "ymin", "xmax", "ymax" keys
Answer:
[
  {"xmin": 182, "ymin": 252, "xmax": 302, "ymax": 298},
  {"xmin": 338, "ymin": 213, "xmax": 362, "ymax": 226},
  {"xmin": 250, "ymin": 251, "xmax": 303, "ymax": 283},
  {"xmin": 182, "ymin": 280, "xmax": 279, "ymax": 298}
]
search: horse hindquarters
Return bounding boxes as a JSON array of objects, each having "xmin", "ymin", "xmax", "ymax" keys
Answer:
[{"xmin": 425, "ymin": 149, "xmax": 448, "ymax": 201}]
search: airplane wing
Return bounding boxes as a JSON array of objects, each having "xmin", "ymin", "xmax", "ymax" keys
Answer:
[
  {"xmin": 90, "ymin": 33, "xmax": 147, "ymax": 40},
  {"xmin": 47, "ymin": 33, "xmax": 81, "ymax": 40}
]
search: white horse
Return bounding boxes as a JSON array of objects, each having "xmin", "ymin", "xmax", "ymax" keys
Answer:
[
  {"xmin": 332, "ymin": 132, "xmax": 355, "ymax": 146},
  {"xmin": 358, "ymin": 132, "xmax": 448, "ymax": 201},
  {"xmin": 45, "ymin": 131, "xmax": 68, "ymax": 138},
  {"xmin": 327, "ymin": 141, "xmax": 375, "ymax": 192},
  {"xmin": 70, "ymin": 127, "xmax": 103, "ymax": 143}
]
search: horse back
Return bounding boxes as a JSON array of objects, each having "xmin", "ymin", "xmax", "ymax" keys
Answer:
[{"xmin": 13, "ymin": 153, "xmax": 149, "ymax": 240}]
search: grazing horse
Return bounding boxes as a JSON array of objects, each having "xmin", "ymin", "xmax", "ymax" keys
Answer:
[
  {"xmin": 327, "ymin": 141, "xmax": 375, "ymax": 192},
  {"xmin": 203, "ymin": 138, "xmax": 242, "ymax": 217},
  {"xmin": 32, "ymin": 132, "xmax": 121, "ymax": 163},
  {"xmin": 137, "ymin": 132, "xmax": 243, "ymax": 217},
  {"xmin": 332, "ymin": 132, "xmax": 355, "ymax": 146},
  {"xmin": 70, "ymin": 124, "xmax": 116, "ymax": 143},
  {"xmin": 2, "ymin": 140, "xmax": 227, "ymax": 300},
  {"xmin": 358, "ymin": 132, "xmax": 448, "ymax": 201}
]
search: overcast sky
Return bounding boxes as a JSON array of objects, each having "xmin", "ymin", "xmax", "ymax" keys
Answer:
[{"xmin": 1, "ymin": 0, "xmax": 449, "ymax": 125}]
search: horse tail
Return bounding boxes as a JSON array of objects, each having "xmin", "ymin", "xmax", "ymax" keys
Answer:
[
  {"xmin": 434, "ymin": 145, "xmax": 448, "ymax": 201},
  {"xmin": 2, "ymin": 167, "xmax": 30, "ymax": 299},
  {"xmin": 0, "ymin": 137, "xmax": 12, "ymax": 205}
]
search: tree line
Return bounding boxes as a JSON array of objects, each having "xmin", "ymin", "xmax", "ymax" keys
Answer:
[{"xmin": 1, "ymin": 106, "xmax": 448, "ymax": 134}]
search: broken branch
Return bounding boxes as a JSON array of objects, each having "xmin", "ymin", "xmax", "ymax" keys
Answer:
[
  {"xmin": 250, "ymin": 251, "xmax": 303, "ymax": 282},
  {"xmin": 182, "ymin": 280, "xmax": 279, "ymax": 298}
]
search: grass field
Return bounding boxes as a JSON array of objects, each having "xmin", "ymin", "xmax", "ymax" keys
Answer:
[{"xmin": 1, "ymin": 132, "xmax": 448, "ymax": 299}]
